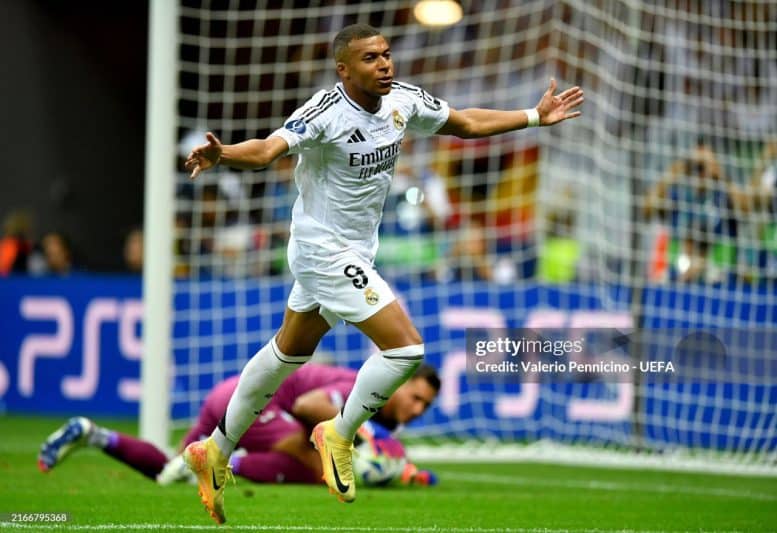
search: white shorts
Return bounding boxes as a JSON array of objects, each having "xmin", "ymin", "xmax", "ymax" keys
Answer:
[{"xmin": 286, "ymin": 237, "xmax": 396, "ymax": 327}]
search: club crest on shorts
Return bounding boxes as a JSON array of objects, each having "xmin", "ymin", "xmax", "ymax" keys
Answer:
[
  {"xmin": 364, "ymin": 287, "xmax": 380, "ymax": 305},
  {"xmin": 392, "ymin": 110, "xmax": 406, "ymax": 130}
]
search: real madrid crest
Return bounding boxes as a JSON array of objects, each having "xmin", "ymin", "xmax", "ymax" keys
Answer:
[
  {"xmin": 364, "ymin": 287, "xmax": 380, "ymax": 305},
  {"xmin": 392, "ymin": 109, "xmax": 406, "ymax": 130}
]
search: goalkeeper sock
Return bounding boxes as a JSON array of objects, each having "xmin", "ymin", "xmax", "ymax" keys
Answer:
[
  {"xmin": 102, "ymin": 433, "xmax": 169, "ymax": 480},
  {"xmin": 333, "ymin": 346, "xmax": 424, "ymax": 440},
  {"xmin": 212, "ymin": 337, "xmax": 310, "ymax": 456}
]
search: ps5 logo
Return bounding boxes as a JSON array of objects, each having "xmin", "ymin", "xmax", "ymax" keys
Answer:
[{"xmin": 14, "ymin": 296, "xmax": 144, "ymax": 401}]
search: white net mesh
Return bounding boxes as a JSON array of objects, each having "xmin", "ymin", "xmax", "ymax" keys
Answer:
[{"xmin": 169, "ymin": 0, "xmax": 777, "ymax": 472}]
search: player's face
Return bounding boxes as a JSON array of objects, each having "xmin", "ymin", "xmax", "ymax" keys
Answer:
[
  {"xmin": 338, "ymin": 35, "xmax": 394, "ymax": 98},
  {"xmin": 385, "ymin": 378, "xmax": 437, "ymax": 424}
]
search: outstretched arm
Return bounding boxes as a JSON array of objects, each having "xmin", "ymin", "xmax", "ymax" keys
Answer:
[
  {"xmin": 436, "ymin": 78, "xmax": 583, "ymax": 139},
  {"xmin": 185, "ymin": 132, "xmax": 289, "ymax": 179}
]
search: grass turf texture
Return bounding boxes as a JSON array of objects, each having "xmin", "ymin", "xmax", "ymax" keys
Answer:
[{"xmin": 1, "ymin": 415, "xmax": 775, "ymax": 532}]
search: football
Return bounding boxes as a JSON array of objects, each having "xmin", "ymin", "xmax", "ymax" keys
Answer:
[{"xmin": 352, "ymin": 436, "xmax": 408, "ymax": 487}]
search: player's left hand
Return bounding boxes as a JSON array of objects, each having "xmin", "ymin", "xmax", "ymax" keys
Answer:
[{"xmin": 535, "ymin": 78, "xmax": 584, "ymax": 126}]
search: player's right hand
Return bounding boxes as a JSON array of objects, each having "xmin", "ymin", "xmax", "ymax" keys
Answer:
[{"xmin": 185, "ymin": 132, "xmax": 223, "ymax": 179}]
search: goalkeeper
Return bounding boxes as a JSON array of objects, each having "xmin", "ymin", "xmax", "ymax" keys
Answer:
[
  {"xmin": 38, "ymin": 363, "xmax": 439, "ymax": 486},
  {"xmin": 184, "ymin": 22, "xmax": 582, "ymax": 522}
]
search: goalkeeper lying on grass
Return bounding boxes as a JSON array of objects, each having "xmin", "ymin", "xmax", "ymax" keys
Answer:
[{"xmin": 38, "ymin": 363, "xmax": 438, "ymax": 487}]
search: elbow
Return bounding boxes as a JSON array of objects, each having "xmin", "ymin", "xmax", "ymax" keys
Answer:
[
  {"xmin": 450, "ymin": 114, "xmax": 481, "ymax": 139},
  {"xmin": 290, "ymin": 396, "xmax": 307, "ymax": 419},
  {"xmin": 291, "ymin": 395, "xmax": 319, "ymax": 422},
  {"xmin": 457, "ymin": 119, "xmax": 481, "ymax": 139},
  {"xmin": 291, "ymin": 391, "xmax": 335, "ymax": 425},
  {"xmin": 251, "ymin": 152, "xmax": 273, "ymax": 169}
]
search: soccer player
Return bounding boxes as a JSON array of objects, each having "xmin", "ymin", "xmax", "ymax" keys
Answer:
[
  {"xmin": 38, "ymin": 363, "xmax": 439, "ymax": 486},
  {"xmin": 184, "ymin": 23, "xmax": 583, "ymax": 522}
]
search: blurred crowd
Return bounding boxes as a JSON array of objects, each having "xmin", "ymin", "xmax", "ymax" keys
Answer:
[
  {"xmin": 167, "ymin": 1, "xmax": 776, "ymax": 287},
  {"xmin": 7, "ymin": 130, "xmax": 773, "ymax": 287},
  {"xmin": 643, "ymin": 139, "xmax": 777, "ymax": 284},
  {"xmin": 163, "ymin": 132, "xmax": 776, "ymax": 287},
  {"xmin": 0, "ymin": 214, "xmax": 143, "ymax": 277},
  {"xmin": 5, "ymin": 1, "xmax": 776, "ymax": 287}
]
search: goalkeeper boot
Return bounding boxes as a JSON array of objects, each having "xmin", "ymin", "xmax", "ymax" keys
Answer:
[
  {"xmin": 38, "ymin": 417, "xmax": 94, "ymax": 473},
  {"xmin": 183, "ymin": 438, "xmax": 233, "ymax": 524},
  {"xmin": 310, "ymin": 419, "xmax": 356, "ymax": 503}
]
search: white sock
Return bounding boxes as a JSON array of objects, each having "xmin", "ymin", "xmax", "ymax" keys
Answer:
[
  {"xmin": 333, "ymin": 345, "xmax": 424, "ymax": 440},
  {"xmin": 211, "ymin": 337, "xmax": 310, "ymax": 456},
  {"xmin": 88, "ymin": 425, "xmax": 112, "ymax": 449}
]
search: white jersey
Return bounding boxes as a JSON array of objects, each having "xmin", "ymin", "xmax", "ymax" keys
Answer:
[{"xmin": 270, "ymin": 81, "xmax": 450, "ymax": 260}]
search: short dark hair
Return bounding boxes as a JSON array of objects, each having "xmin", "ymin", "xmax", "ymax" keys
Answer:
[
  {"xmin": 412, "ymin": 363, "xmax": 441, "ymax": 392},
  {"xmin": 333, "ymin": 24, "xmax": 382, "ymax": 62}
]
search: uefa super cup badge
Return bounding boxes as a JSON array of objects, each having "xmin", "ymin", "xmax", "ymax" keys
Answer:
[
  {"xmin": 392, "ymin": 110, "xmax": 406, "ymax": 130},
  {"xmin": 364, "ymin": 287, "xmax": 380, "ymax": 305}
]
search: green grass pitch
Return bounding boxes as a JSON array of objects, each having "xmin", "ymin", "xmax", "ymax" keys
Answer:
[{"xmin": 1, "ymin": 415, "xmax": 775, "ymax": 532}]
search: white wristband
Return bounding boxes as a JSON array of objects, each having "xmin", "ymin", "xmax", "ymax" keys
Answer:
[{"xmin": 523, "ymin": 108, "xmax": 540, "ymax": 128}]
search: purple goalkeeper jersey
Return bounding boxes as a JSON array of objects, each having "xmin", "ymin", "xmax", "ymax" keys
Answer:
[
  {"xmin": 184, "ymin": 363, "xmax": 357, "ymax": 451},
  {"xmin": 271, "ymin": 363, "xmax": 357, "ymax": 414}
]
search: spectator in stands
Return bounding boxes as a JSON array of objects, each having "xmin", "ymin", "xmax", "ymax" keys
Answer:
[
  {"xmin": 376, "ymin": 139, "xmax": 453, "ymax": 279},
  {"xmin": 173, "ymin": 182, "xmax": 222, "ymax": 277},
  {"xmin": 448, "ymin": 220, "xmax": 493, "ymax": 282},
  {"xmin": 643, "ymin": 141, "xmax": 738, "ymax": 283},
  {"xmin": 745, "ymin": 138, "xmax": 777, "ymax": 213},
  {"xmin": 729, "ymin": 138, "xmax": 777, "ymax": 279},
  {"xmin": 123, "ymin": 227, "xmax": 143, "ymax": 273},
  {"xmin": 37, "ymin": 231, "xmax": 75, "ymax": 276},
  {"xmin": 390, "ymin": 139, "xmax": 453, "ymax": 234},
  {"xmin": 0, "ymin": 210, "xmax": 34, "ymax": 276},
  {"xmin": 250, "ymin": 156, "xmax": 297, "ymax": 275},
  {"xmin": 173, "ymin": 207, "xmax": 193, "ymax": 278},
  {"xmin": 538, "ymin": 187, "xmax": 580, "ymax": 284}
]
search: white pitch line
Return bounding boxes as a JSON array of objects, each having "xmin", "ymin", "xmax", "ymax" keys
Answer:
[
  {"xmin": 440, "ymin": 471, "xmax": 777, "ymax": 501},
  {"xmin": 0, "ymin": 524, "xmax": 683, "ymax": 533}
]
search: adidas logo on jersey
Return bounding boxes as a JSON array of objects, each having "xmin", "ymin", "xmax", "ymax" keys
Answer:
[{"xmin": 347, "ymin": 129, "xmax": 367, "ymax": 143}]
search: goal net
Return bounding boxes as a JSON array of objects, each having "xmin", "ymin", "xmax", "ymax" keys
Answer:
[{"xmin": 153, "ymin": 0, "xmax": 777, "ymax": 475}]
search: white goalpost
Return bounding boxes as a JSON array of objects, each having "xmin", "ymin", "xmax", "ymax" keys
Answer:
[
  {"xmin": 141, "ymin": 0, "xmax": 179, "ymax": 452},
  {"xmin": 142, "ymin": 0, "xmax": 777, "ymax": 474}
]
